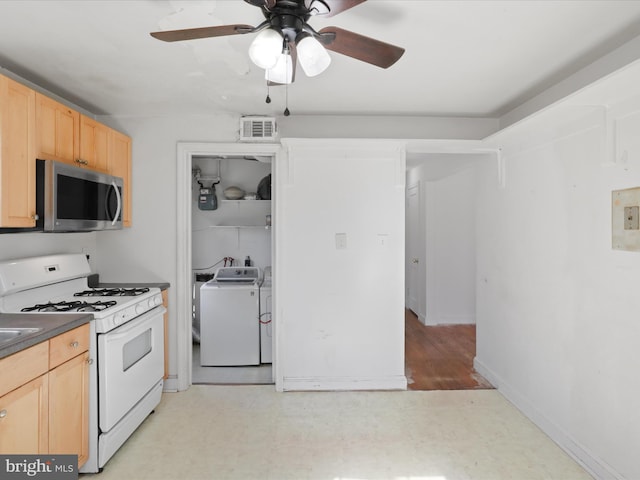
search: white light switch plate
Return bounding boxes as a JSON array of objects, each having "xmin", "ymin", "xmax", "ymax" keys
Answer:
[
  {"xmin": 335, "ymin": 233, "xmax": 347, "ymax": 250},
  {"xmin": 612, "ymin": 187, "xmax": 640, "ymax": 251}
]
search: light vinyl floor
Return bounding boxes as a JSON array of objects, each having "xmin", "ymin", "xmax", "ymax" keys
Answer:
[{"xmin": 81, "ymin": 386, "xmax": 592, "ymax": 480}]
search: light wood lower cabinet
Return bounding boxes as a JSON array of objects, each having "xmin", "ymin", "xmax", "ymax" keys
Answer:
[
  {"xmin": 49, "ymin": 351, "xmax": 89, "ymax": 466},
  {"xmin": 0, "ymin": 324, "xmax": 89, "ymax": 467},
  {"xmin": 0, "ymin": 374, "xmax": 48, "ymax": 454}
]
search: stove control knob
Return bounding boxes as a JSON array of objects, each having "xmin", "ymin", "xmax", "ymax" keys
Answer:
[{"xmin": 135, "ymin": 304, "xmax": 146, "ymax": 315}]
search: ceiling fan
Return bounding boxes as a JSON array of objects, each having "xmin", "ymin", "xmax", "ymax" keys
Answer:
[{"xmin": 150, "ymin": 0, "xmax": 405, "ymax": 85}]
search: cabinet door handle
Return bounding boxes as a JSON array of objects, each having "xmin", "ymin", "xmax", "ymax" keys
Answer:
[
  {"xmin": 70, "ymin": 341, "xmax": 79, "ymax": 348},
  {"xmin": 31, "ymin": 214, "xmax": 39, "ymax": 220},
  {"xmin": 0, "ymin": 410, "xmax": 7, "ymax": 418}
]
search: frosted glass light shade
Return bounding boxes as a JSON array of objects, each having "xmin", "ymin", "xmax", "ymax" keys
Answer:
[
  {"xmin": 249, "ymin": 28, "xmax": 283, "ymax": 69},
  {"xmin": 297, "ymin": 36, "xmax": 331, "ymax": 77},
  {"xmin": 265, "ymin": 53, "xmax": 293, "ymax": 84}
]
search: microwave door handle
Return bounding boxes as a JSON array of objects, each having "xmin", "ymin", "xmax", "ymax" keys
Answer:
[{"xmin": 110, "ymin": 181, "xmax": 122, "ymax": 226}]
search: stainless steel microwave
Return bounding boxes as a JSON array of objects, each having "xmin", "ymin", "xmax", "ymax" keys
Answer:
[{"xmin": 38, "ymin": 159, "xmax": 123, "ymax": 232}]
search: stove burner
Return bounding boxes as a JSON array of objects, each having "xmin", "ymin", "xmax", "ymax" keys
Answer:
[
  {"xmin": 21, "ymin": 300, "xmax": 118, "ymax": 313},
  {"xmin": 74, "ymin": 287, "xmax": 150, "ymax": 297}
]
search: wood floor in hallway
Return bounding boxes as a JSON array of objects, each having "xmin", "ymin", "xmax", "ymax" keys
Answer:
[{"xmin": 405, "ymin": 309, "xmax": 494, "ymax": 391}]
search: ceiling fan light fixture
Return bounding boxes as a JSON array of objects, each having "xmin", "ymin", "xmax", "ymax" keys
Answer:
[
  {"xmin": 297, "ymin": 35, "xmax": 331, "ymax": 77},
  {"xmin": 249, "ymin": 28, "xmax": 283, "ymax": 69},
  {"xmin": 265, "ymin": 52, "xmax": 294, "ymax": 84}
]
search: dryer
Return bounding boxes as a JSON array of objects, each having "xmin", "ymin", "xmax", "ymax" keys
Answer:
[
  {"xmin": 199, "ymin": 267, "xmax": 260, "ymax": 366},
  {"xmin": 259, "ymin": 267, "xmax": 272, "ymax": 364}
]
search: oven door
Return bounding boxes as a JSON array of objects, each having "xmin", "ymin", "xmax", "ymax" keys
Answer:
[{"xmin": 98, "ymin": 305, "xmax": 165, "ymax": 432}]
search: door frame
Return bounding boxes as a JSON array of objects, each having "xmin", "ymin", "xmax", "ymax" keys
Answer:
[{"xmin": 175, "ymin": 142, "xmax": 282, "ymax": 392}]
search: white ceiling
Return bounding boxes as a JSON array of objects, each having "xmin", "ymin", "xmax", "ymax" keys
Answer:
[{"xmin": 0, "ymin": 0, "xmax": 640, "ymax": 119}]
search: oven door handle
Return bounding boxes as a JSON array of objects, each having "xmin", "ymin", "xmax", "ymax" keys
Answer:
[
  {"xmin": 105, "ymin": 306, "xmax": 166, "ymax": 340},
  {"xmin": 110, "ymin": 181, "xmax": 122, "ymax": 226}
]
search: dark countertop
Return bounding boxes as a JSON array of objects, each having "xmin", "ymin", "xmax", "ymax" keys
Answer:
[
  {"xmin": 95, "ymin": 282, "xmax": 170, "ymax": 290},
  {"xmin": 0, "ymin": 313, "xmax": 92, "ymax": 360},
  {"xmin": 87, "ymin": 274, "xmax": 169, "ymax": 291}
]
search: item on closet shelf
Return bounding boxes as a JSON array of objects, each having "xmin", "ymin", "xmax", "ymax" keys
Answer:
[
  {"xmin": 243, "ymin": 192, "xmax": 257, "ymax": 200},
  {"xmin": 198, "ymin": 185, "xmax": 218, "ymax": 210},
  {"xmin": 257, "ymin": 174, "xmax": 271, "ymax": 200},
  {"xmin": 224, "ymin": 186, "xmax": 245, "ymax": 200}
]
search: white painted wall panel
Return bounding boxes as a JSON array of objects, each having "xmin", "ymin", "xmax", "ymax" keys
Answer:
[
  {"xmin": 476, "ymin": 103, "xmax": 640, "ymax": 480},
  {"xmin": 277, "ymin": 139, "xmax": 406, "ymax": 390}
]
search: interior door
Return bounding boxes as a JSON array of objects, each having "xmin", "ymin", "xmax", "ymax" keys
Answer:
[{"xmin": 406, "ymin": 183, "xmax": 420, "ymax": 313}]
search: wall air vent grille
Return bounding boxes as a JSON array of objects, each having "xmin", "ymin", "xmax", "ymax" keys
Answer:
[{"xmin": 240, "ymin": 117, "xmax": 277, "ymax": 142}]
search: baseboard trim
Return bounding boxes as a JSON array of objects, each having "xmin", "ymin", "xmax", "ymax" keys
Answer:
[
  {"xmin": 282, "ymin": 375, "xmax": 407, "ymax": 391},
  {"xmin": 424, "ymin": 315, "xmax": 476, "ymax": 326},
  {"xmin": 162, "ymin": 376, "xmax": 179, "ymax": 392},
  {"xmin": 474, "ymin": 357, "xmax": 623, "ymax": 480}
]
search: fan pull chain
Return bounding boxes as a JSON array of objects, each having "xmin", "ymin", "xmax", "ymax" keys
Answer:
[
  {"xmin": 265, "ymin": 82, "xmax": 271, "ymax": 104},
  {"xmin": 284, "ymin": 83, "xmax": 290, "ymax": 116},
  {"xmin": 284, "ymin": 53, "xmax": 290, "ymax": 116}
]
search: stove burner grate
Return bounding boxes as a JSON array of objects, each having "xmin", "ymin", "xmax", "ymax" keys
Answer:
[
  {"xmin": 74, "ymin": 287, "xmax": 150, "ymax": 297},
  {"xmin": 21, "ymin": 300, "xmax": 118, "ymax": 312}
]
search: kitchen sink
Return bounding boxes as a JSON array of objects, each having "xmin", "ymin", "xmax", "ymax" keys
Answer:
[{"xmin": 0, "ymin": 327, "xmax": 42, "ymax": 345}]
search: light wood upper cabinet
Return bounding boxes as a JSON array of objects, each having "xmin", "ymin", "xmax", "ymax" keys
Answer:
[
  {"xmin": 109, "ymin": 129, "xmax": 132, "ymax": 227},
  {"xmin": 35, "ymin": 92, "xmax": 79, "ymax": 165},
  {"xmin": 79, "ymin": 114, "xmax": 109, "ymax": 172},
  {"xmin": 0, "ymin": 74, "xmax": 37, "ymax": 227}
]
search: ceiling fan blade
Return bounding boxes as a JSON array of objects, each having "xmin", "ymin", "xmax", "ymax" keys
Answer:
[
  {"xmin": 318, "ymin": 26, "xmax": 404, "ymax": 68},
  {"xmin": 150, "ymin": 24, "xmax": 254, "ymax": 42},
  {"xmin": 321, "ymin": 0, "xmax": 367, "ymax": 17}
]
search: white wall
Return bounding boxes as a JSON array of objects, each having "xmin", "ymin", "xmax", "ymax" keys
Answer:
[
  {"xmin": 406, "ymin": 161, "xmax": 479, "ymax": 325},
  {"xmin": 191, "ymin": 156, "xmax": 272, "ymax": 275},
  {"xmin": 94, "ymin": 113, "xmax": 240, "ymax": 384},
  {"xmin": 92, "ymin": 113, "xmax": 490, "ymax": 385},
  {"xmin": 276, "ymin": 139, "xmax": 406, "ymax": 390},
  {"xmin": 0, "ymin": 232, "xmax": 97, "ymax": 266},
  {"xmin": 475, "ymin": 100, "xmax": 640, "ymax": 479}
]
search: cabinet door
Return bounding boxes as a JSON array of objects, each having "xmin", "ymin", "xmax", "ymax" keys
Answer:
[
  {"xmin": 0, "ymin": 75, "xmax": 37, "ymax": 227},
  {"xmin": 0, "ymin": 374, "xmax": 49, "ymax": 454},
  {"xmin": 109, "ymin": 129, "xmax": 132, "ymax": 227},
  {"xmin": 79, "ymin": 115, "xmax": 109, "ymax": 172},
  {"xmin": 48, "ymin": 351, "xmax": 89, "ymax": 468},
  {"xmin": 35, "ymin": 93, "xmax": 79, "ymax": 165}
]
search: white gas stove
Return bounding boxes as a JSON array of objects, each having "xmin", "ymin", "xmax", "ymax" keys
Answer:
[
  {"xmin": 0, "ymin": 254, "xmax": 165, "ymax": 473},
  {"xmin": 0, "ymin": 255, "xmax": 162, "ymax": 332}
]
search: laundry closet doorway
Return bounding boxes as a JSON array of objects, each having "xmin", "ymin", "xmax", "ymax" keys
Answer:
[{"xmin": 175, "ymin": 143, "xmax": 280, "ymax": 390}]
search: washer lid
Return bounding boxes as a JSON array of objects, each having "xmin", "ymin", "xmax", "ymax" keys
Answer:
[{"xmin": 214, "ymin": 267, "xmax": 260, "ymax": 283}]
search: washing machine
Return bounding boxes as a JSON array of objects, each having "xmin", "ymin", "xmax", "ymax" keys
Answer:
[
  {"xmin": 199, "ymin": 267, "xmax": 261, "ymax": 366},
  {"xmin": 192, "ymin": 272, "xmax": 214, "ymax": 344},
  {"xmin": 259, "ymin": 267, "xmax": 272, "ymax": 364}
]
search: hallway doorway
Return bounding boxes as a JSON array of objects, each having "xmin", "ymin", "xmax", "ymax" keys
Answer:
[{"xmin": 404, "ymin": 309, "xmax": 493, "ymax": 390}]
